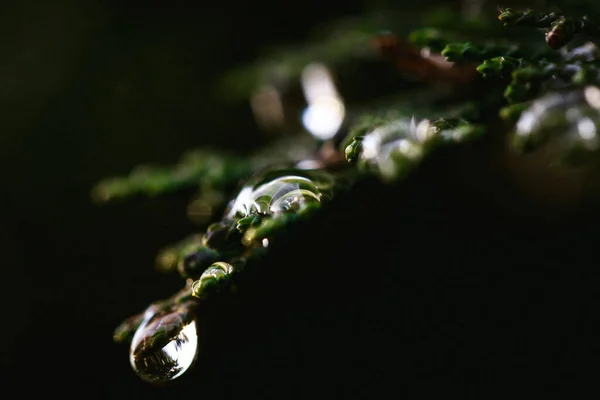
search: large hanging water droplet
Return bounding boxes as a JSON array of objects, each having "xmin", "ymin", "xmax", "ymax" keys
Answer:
[
  {"xmin": 129, "ymin": 305, "xmax": 199, "ymax": 385},
  {"xmin": 225, "ymin": 168, "xmax": 334, "ymax": 220}
]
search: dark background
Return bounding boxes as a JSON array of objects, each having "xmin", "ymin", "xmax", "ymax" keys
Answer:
[{"xmin": 2, "ymin": 0, "xmax": 600, "ymax": 398}]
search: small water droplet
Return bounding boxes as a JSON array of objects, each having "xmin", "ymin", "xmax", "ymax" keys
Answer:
[
  {"xmin": 129, "ymin": 306, "xmax": 198, "ymax": 385},
  {"xmin": 225, "ymin": 168, "xmax": 334, "ymax": 220},
  {"xmin": 191, "ymin": 261, "xmax": 235, "ymax": 299}
]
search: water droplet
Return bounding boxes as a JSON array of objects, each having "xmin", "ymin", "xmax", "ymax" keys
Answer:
[
  {"xmin": 225, "ymin": 168, "xmax": 334, "ymax": 220},
  {"xmin": 191, "ymin": 261, "xmax": 235, "ymax": 299},
  {"xmin": 357, "ymin": 120, "xmax": 426, "ymax": 181},
  {"xmin": 129, "ymin": 306, "xmax": 198, "ymax": 385},
  {"xmin": 512, "ymin": 88, "xmax": 600, "ymax": 159}
]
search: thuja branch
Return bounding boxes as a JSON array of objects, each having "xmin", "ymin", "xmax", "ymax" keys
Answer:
[
  {"xmin": 90, "ymin": 133, "xmax": 322, "ymax": 205},
  {"xmin": 475, "ymin": 42, "xmax": 600, "ymax": 114},
  {"xmin": 498, "ymin": 8, "xmax": 600, "ymax": 49},
  {"xmin": 99, "ymin": 4, "xmax": 600, "ymax": 387}
]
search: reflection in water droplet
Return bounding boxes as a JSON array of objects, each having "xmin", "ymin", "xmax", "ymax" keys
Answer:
[{"xmin": 129, "ymin": 307, "xmax": 198, "ymax": 384}]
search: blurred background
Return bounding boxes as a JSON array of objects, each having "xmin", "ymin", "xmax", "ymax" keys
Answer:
[{"xmin": 2, "ymin": 0, "xmax": 600, "ymax": 398}]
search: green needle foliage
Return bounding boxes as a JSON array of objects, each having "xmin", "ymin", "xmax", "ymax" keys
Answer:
[
  {"xmin": 94, "ymin": 2, "xmax": 600, "ymax": 386},
  {"xmin": 498, "ymin": 8, "xmax": 600, "ymax": 49}
]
